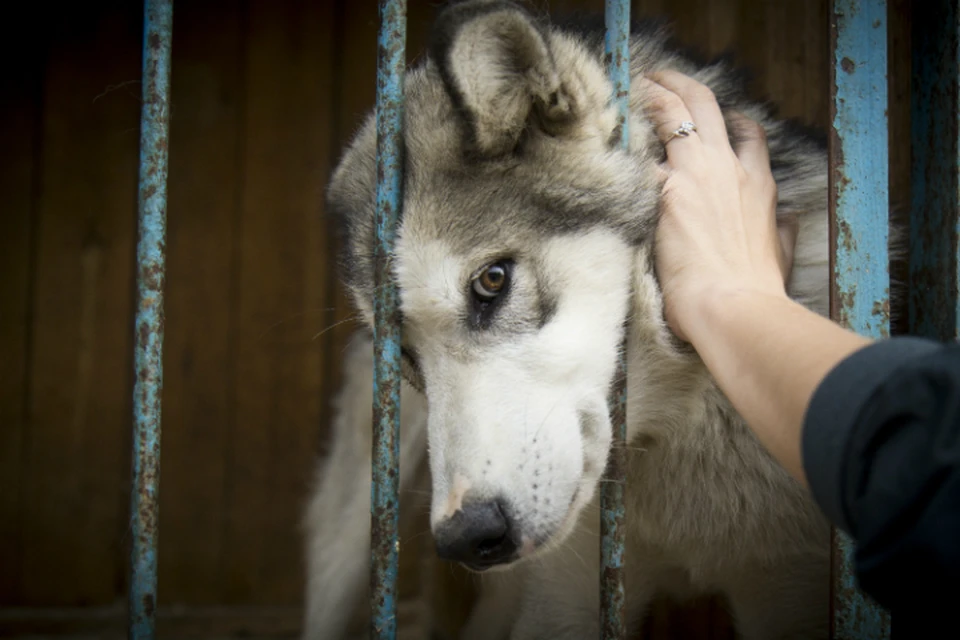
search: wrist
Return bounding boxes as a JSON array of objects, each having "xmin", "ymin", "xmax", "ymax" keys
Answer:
[{"xmin": 678, "ymin": 284, "xmax": 792, "ymax": 348}]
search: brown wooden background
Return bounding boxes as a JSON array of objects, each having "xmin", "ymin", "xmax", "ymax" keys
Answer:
[{"xmin": 0, "ymin": 0, "xmax": 911, "ymax": 636}]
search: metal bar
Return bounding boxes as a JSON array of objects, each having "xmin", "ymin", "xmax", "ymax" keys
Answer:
[
  {"xmin": 600, "ymin": 0, "xmax": 630, "ymax": 638},
  {"xmin": 828, "ymin": 0, "xmax": 892, "ymax": 637},
  {"xmin": 370, "ymin": 0, "xmax": 406, "ymax": 638},
  {"xmin": 129, "ymin": 0, "xmax": 173, "ymax": 638},
  {"xmin": 909, "ymin": 0, "xmax": 960, "ymax": 342}
]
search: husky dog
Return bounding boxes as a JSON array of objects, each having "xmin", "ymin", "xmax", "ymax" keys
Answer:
[{"xmin": 305, "ymin": 1, "xmax": 837, "ymax": 637}]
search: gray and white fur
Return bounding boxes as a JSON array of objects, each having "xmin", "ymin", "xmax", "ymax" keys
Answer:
[{"xmin": 305, "ymin": 1, "xmax": 837, "ymax": 637}]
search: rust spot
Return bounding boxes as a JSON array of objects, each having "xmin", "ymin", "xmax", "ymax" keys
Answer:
[
  {"xmin": 837, "ymin": 219, "xmax": 856, "ymax": 253},
  {"xmin": 841, "ymin": 57, "xmax": 855, "ymax": 74},
  {"xmin": 137, "ymin": 322, "xmax": 152, "ymax": 348},
  {"xmin": 872, "ymin": 298, "xmax": 890, "ymax": 322},
  {"xmin": 836, "ymin": 289, "xmax": 856, "ymax": 328},
  {"xmin": 142, "ymin": 594, "xmax": 155, "ymax": 617},
  {"xmin": 139, "ymin": 262, "xmax": 165, "ymax": 293},
  {"xmin": 872, "ymin": 299, "xmax": 891, "ymax": 337}
]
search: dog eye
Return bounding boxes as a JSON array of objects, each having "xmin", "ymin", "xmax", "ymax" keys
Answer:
[{"xmin": 472, "ymin": 262, "xmax": 510, "ymax": 300}]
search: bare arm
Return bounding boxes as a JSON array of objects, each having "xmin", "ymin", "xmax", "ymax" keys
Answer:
[
  {"xmin": 684, "ymin": 289, "xmax": 871, "ymax": 484},
  {"xmin": 642, "ymin": 71, "xmax": 873, "ymax": 485},
  {"xmin": 644, "ymin": 73, "xmax": 960, "ymax": 622}
]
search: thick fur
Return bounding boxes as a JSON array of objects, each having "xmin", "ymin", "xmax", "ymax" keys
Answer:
[{"xmin": 305, "ymin": 2, "xmax": 840, "ymax": 638}]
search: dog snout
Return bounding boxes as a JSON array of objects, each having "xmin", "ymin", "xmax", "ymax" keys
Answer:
[{"xmin": 433, "ymin": 499, "xmax": 518, "ymax": 569}]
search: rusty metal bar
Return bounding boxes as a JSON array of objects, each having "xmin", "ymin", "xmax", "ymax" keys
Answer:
[
  {"xmin": 600, "ymin": 0, "xmax": 629, "ymax": 638},
  {"xmin": 909, "ymin": 0, "xmax": 960, "ymax": 341},
  {"xmin": 828, "ymin": 0, "xmax": 893, "ymax": 637},
  {"xmin": 370, "ymin": 0, "xmax": 406, "ymax": 638},
  {"xmin": 129, "ymin": 0, "xmax": 173, "ymax": 638}
]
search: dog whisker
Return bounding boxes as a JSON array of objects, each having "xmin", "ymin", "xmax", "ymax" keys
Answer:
[{"xmin": 311, "ymin": 315, "xmax": 363, "ymax": 341}]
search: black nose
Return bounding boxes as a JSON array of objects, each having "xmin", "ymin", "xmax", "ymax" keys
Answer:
[{"xmin": 433, "ymin": 500, "xmax": 518, "ymax": 569}]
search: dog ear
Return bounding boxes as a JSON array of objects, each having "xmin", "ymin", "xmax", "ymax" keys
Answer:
[{"xmin": 429, "ymin": 0, "xmax": 576, "ymax": 157}]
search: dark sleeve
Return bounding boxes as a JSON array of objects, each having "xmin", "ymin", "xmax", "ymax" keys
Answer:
[{"xmin": 802, "ymin": 336, "xmax": 960, "ymax": 615}]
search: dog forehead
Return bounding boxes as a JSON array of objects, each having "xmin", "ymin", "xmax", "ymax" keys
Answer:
[{"xmin": 327, "ymin": 59, "xmax": 658, "ymax": 323}]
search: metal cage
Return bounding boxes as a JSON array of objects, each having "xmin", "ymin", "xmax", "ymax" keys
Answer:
[{"xmin": 127, "ymin": 0, "xmax": 958, "ymax": 638}]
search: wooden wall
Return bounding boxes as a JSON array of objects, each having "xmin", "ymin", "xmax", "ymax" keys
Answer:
[{"xmin": 0, "ymin": 0, "xmax": 910, "ymax": 635}]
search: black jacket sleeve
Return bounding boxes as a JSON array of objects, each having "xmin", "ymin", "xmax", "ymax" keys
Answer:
[{"xmin": 802, "ymin": 336, "xmax": 960, "ymax": 618}]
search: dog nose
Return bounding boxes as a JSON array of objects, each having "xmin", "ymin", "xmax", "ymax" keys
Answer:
[{"xmin": 433, "ymin": 500, "xmax": 517, "ymax": 568}]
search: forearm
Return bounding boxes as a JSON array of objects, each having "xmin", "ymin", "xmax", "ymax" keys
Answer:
[{"xmin": 683, "ymin": 288, "xmax": 873, "ymax": 485}]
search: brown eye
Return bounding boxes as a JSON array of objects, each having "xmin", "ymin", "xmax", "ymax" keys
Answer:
[{"xmin": 472, "ymin": 262, "xmax": 509, "ymax": 299}]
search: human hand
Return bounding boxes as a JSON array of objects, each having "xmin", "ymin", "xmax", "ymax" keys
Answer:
[{"xmin": 642, "ymin": 70, "xmax": 798, "ymax": 342}]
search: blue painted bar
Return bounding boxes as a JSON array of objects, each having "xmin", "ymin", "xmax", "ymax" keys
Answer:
[
  {"xmin": 828, "ymin": 0, "xmax": 892, "ymax": 638},
  {"xmin": 600, "ymin": 0, "xmax": 629, "ymax": 638},
  {"xmin": 370, "ymin": 0, "xmax": 406, "ymax": 638},
  {"xmin": 129, "ymin": 0, "xmax": 173, "ymax": 638},
  {"xmin": 909, "ymin": 0, "xmax": 960, "ymax": 342}
]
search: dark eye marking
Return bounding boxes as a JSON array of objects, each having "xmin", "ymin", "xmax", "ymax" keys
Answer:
[
  {"xmin": 400, "ymin": 346, "xmax": 424, "ymax": 392},
  {"xmin": 467, "ymin": 259, "xmax": 514, "ymax": 329}
]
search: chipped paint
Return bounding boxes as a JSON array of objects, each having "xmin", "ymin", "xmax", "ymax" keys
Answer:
[
  {"xmin": 370, "ymin": 1, "xmax": 406, "ymax": 638},
  {"xmin": 600, "ymin": 1, "xmax": 629, "ymax": 639},
  {"xmin": 129, "ymin": 1, "xmax": 173, "ymax": 639},
  {"xmin": 829, "ymin": 0, "xmax": 892, "ymax": 637}
]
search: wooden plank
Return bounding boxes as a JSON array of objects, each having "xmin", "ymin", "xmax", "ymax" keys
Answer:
[
  {"xmin": 909, "ymin": 0, "xmax": 959, "ymax": 341},
  {"xmin": 155, "ymin": 0, "xmax": 245, "ymax": 605},
  {"xmin": 222, "ymin": 0, "xmax": 336, "ymax": 604},
  {"xmin": 315, "ymin": 0, "xmax": 381, "ymax": 461},
  {"xmin": 708, "ymin": 0, "xmax": 739, "ymax": 54},
  {"xmin": 0, "ymin": 605, "xmax": 301, "ymax": 639},
  {"xmin": 315, "ymin": 0, "xmax": 350, "ymax": 455},
  {"xmin": 764, "ymin": 2, "xmax": 791, "ymax": 115},
  {"xmin": 804, "ymin": 0, "xmax": 830, "ymax": 131},
  {"xmin": 670, "ymin": 0, "xmax": 710, "ymax": 52},
  {"xmin": 735, "ymin": 0, "xmax": 770, "ymax": 103},
  {"xmin": 633, "ymin": 0, "xmax": 669, "ymax": 19},
  {"xmin": 0, "ymin": 14, "xmax": 44, "ymax": 603},
  {"xmin": 18, "ymin": 4, "xmax": 142, "ymax": 605}
]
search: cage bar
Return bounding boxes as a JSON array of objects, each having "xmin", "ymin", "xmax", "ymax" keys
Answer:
[
  {"xmin": 370, "ymin": 0, "xmax": 407, "ymax": 638},
  {"xmin": 129, "ymin": 0, "xmax": 173, "ymax": 639},
  {"xmin": 828, "ymin": 0, "xmax": 893, "ymax": 637},
  {"xmin": 910, "ymin": 0, "xmax": 960, "ymax": 341},
  {"xmin": 599, "ymin": 0, "xmax": 630, "ymax": 638}
]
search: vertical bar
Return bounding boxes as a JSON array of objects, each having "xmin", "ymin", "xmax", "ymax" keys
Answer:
[
  {"xmin": 129, "ymin": 0, "xmax": 173, "ymax": 639},
  {"xmin": 828, "ymin": 0, "xmax": 893, "ymax": 638},
  {"xmin": 910, "ymin": 0, "xmax": 960, "ymax": 341},
  {"xmin": 370, "ymin": 1, "xmax": 406, "ymax": 638},
  {"xmin": 600, "ymin": 0, "xmax": 629, "ymax": 638}
]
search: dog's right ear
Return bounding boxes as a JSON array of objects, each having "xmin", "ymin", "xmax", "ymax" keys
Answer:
[{"xmin": 429, "ymin": 0, "xmax": 575, "ymax": 157}]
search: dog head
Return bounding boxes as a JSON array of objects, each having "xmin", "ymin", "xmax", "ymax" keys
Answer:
[{"xmin": 329, "ymin": 0, "xmax": 665, "ymax": 570}]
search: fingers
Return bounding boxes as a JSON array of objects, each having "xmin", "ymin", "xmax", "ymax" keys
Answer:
[
  {"xmin": 648, "ymin": 70, "xmax": 729, "ymax": 150},
  {"xmin": 729, "ymin": 112, "xmax": 771, "ymax": 177},
  {"xmin": 640, "ymin": 76, "xmax": 702, "ymax": 165}
]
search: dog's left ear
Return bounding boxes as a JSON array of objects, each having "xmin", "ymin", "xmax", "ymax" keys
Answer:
[{"xmin": 430, "ymin": 0, "xmax": 577, "ymax": 157}]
